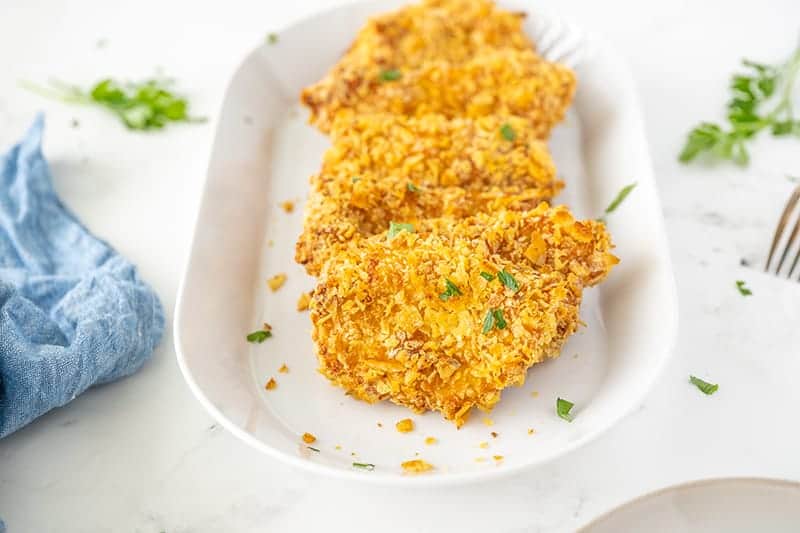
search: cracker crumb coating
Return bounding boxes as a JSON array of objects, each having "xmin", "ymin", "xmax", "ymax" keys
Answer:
[
  {"xmin": 302, "ymin": 48, "xmax": 575, "ymax": 136},
  {"xmin": 296, "ymin": 114, "xmax": 562, "ymax": 275},
  {"xmin": 310, "ymin": 205, "xmax": 617, "ymax": 426}
]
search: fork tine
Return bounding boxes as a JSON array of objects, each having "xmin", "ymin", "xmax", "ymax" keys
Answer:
[
  {"xmin": 779, "ymin": 210, "xmax": 800, "ymax": 275},
  {"xmin": 765, "ymin": 185, "xmax": 800, "ymax": 272}
]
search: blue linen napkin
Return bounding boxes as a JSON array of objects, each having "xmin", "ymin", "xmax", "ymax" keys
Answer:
[{"xmin": 0, "ymin": 115, "xmax": 164, "ymax": 438}]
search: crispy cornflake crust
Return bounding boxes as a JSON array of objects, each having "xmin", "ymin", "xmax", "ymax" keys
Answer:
[
  {"xmin": 302, "ymin": 432, "xmax": 317, "ymax": 444},
  {"xmin": 296, "ymin": 114, "xmax": 562, "ymax": 275},
  {"xmin": 401, "ymin": 459, "xmax": 434, "ymax": 473},
  {"xmin": 267, "ymin": 273, "xmax": 287, "ymax": 291},
  {"xmin": 309, "ymin": 205, "xmax": 617, "ymax": 427},
  {"xmin": 395, "ymin": 418, "xmax": 415, "ymax": 433},
  {"xmin": 303, "ymin": 47, "xmax": 575, "ymax": 136}
]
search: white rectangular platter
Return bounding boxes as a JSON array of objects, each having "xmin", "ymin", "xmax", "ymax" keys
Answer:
[{"xmin": 175, "ymin": 0, "xmax": 678, "ymax": 485}]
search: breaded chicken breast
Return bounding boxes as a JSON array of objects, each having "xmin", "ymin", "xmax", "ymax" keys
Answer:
[
  {"xmin": 296, "ymin": 114, "xmax": 563, "ymax": 275},
  {"xmin": 325, "ymin": 114, "xmax": 558, "ymax": 191},
  {"xmin": 344, "ymin": 0, "xmax": 533, "ymax": 68},
  {"xmin": 302, "ymin": 48, "xmax": 576, "ymax": 136},
  {"xmin": 310, "ymin": 205, "xmax": 617, "ymax": 426}
]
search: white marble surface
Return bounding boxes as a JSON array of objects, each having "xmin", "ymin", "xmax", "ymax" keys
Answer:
[{"xmin": 0, "ymin": 0, "xmax": 799, "ymax": 531}]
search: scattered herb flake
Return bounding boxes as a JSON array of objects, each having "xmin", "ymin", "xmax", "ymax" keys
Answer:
[
  {"xmin": 481, "ymin": 309, "xmax": 495, "ymax": 334},
  {"xmin": 492, "ymin": 309, "xmax": 507, "ymax": 329},
  {"xmin": 267, "ymin": 33, "xmax": 279, "ymax": 44},
  {"xmin": 556, "ymin": 398, "xmax": 574, "ymax": 422},
  {"xmin": 735, "ymin": 280, "xmax": 753, "ymax": 296},
  {"xmin": 601, "ymin": 183, "xmax": 638, "ymax": 219},
  {"xmin": 247, "ymin": 330, "xmax": 272, "ymax": 343},
  {"xmin": 480, "ymin": 271, "xmax": 495, "ymax": 281},
  {"xmin": 307, "ymin": 446, "xmax": 320, "ymax": 452},
  {"xmin": 690, "ymin": 375, "xmax": 719, "ymax": 395},
  {"xmin": 351, "ymin": 177, "xmax": 361, "ymax": 183},
  {"xmin": 379, "ymin": 69, "xmax": 402, "ymax": 82},
  {"xmin": 352, "ymin": 462, "xmax": 375, "ymax": 471},
  {"xmin": 500, "ymin": 123, "xmax": 516, "ymax": 141},
  {"xmin": 438, "ymin": 279, "xmax": 463, "ymax": 301},
  {"xmin": 407, "ymin": 182, "xmax": 420, "ymax": 192},
  {"xmin": 497, "ymin": 269, "xmax": 520, "ymax": 292},
  {"xmin": 388, "ymin": 221, "xmax": 414, "ymax": 238}
]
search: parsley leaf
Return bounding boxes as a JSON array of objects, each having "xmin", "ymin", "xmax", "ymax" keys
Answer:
[
  {"xmin": 500, "ymin": 123, "xmax": 516, "ymax": 141},
  {"xmin": 246, "ymin": 330, "xmax": 272, "ymax": 343},
  {"xmin": 600, "ymin": 183, "xmax": 638, "ymax": 220},
  {"xmin": 679, "ymin": 44, "xmax": 800, "ymax": 165},
  {"xmin": 497, "ymin": 269, "xmax": 520, "ymax": 292},
  {"xmin": 481, "ymin": 309, "xmax": 495, "ymax": 334},
  {"xmin": 267, "ymin": 33, "xmax": 279, "ymax": 44},
  {"xmin": 556, "ymin": 398, "xmax": 574, "ymax": 421},
  {"xmin": 482, "ymin": 308, "xmax": 507, "ymax": 333},
  {"xmin": 407, "ymin": 182, "xmax": 420, "ymax": 192},
  {"xmin": 689, "ymin": 375, "xmax": 719, "ymax": 395},
  {"xmin": 439, "ymin": 279, "xmax": 463, "ymax": 301},
  {"xmin": 352, "ymin": 462, "xmax": 375, "ymax": 470},
  {"xmin": 735, "ymin": 280, "xmax": 753, "ymax": 296},
  {"xmin": 492, "ymin": 309, "xmax": 507, "ymax": 329},
  {"xmin": 379, "ymin": 69, "xmax": 402, "ymax": 82},
  {"xmin": 21, "ymin": 77, "xmax": 205, "ymax": 131},
  {"xmin": 388, "ymin": 221, "xmax": 414, "ymax": 238},
  {"xmin": 480, "ymin": 271, "xmax": 495, "ymax": 281}
]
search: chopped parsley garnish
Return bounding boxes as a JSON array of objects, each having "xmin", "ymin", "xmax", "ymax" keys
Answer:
[
  {"xmin": 735, "ymin": 280, "xmax": 753, "ymax": 296},
  {"xmin": 482, "ymin": 308, "xmax": 507, "ymax": 333},
  {"xmin": 556, "ymin": 398, "xmax": 574, "ymax": 421},
  {"xmin": 307, "ymin": 446, "xmax": 320, "ymax": 452},
  {"xmin": 497, "ymin": 269, "xmax": 520, "ymax": 292},
  {"xmin": 388, "ymin": 221, "xmax": 415, "ymax": 238},
  {"xmin": 267, "ymin": 33, "xmax": 279, "ymax": 44},
  {"xmin": 600, "ymin": 183, "xmax": 637, "ymax": 221},
  {"xmin": 246, "ymin": 330, "xmax": 272, "ymax": 343},
  {"xmin": 480, "ymin": 271, "xmax": 495, "ymax": 281},
  {"xmin": 352, "ymin": 177, "xmax": 361, "ymax": 183},
  {"xmin": 439, "ymin": 279, "xmax": 463, "ymax": 301},
  {"xmin": 680, "ymin": 44, "xmax": 800, "ymax": 166},
  {"xmin": 21, "ymin": 77, "xmax": 205, "ymax": 131},
  {"xmin": 689, "ymin": 375, "xmax": 719, "ymax": 395},
  {"xmin": 407, "ymin": 182, "xmax": 420, "ymax": 192},
  {"xmin": 500, "ymin": 123, "xmax": 516, "ymax": 141},
  {"xmin": 379, "ymin": 69, "xmax": 402, "ymax": 82},
  {"xmin": 352, "ymin": 462, "xmax": 375, "ymax": 470}
]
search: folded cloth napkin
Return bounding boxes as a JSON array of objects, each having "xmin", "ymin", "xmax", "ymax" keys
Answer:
[{"xmin": 0, "ymin": 115, "xmax": 164, "ymax": 438}]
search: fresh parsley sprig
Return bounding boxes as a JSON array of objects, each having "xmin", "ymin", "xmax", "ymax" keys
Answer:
[
  {"xmin": 556, "ymin": 398, "xmax": 574, "ymax": 421},
  {"xmin": 689, "ymin": 375, "xmax": 719, "ymax": 395},
  {"xmin": 21, "ymin": 77, "xmax": 205, "ymax": 131},
  {"xmin": 680, "ymin": 44, "xmax": 800, "ymax": 165},
  {"xmin": 439, "ymin": 279, "xmax": 462, "ymax": 301}
]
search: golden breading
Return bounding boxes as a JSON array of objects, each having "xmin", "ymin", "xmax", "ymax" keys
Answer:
[
  {"xmin": 325, "ymin": 114, "xmax": 558, "ymax": 191},
  {"xmin": 310, "ymin": 205, "xmax": 618, "ymax": 426},
  {"xmin": 297, "ymin": 183, "xmax": 549, "ymax": 276},
  {"xmin": 302, "ymin": 48, "xmax": 576, "ymax": 136},
  {"xmin": 341, "ymin": 0, "xmax": 532, "ymax": 69},
  {"xmin": 296, "ymin": 114, "xmax": 562, "ymax": 275}
]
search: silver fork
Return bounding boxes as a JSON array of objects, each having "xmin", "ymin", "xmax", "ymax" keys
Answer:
[{"xmin": 765, "ymin": 184, "xmax": 800, "ymax": 279}]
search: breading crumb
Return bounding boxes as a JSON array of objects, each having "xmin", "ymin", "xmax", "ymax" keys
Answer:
[
  {"xmin": 267, "ymin": 273, "xmax": 287, "ymax": 291},
  {"xmin": 278, "ymin": 364, "xmax": 289, "ymax": 373},
  {"xmin": 493, "ymin": 455, "xmax": 504, "ymax": 462},
  {"xmin": 401, "ymin": 459, "xmax": 433, "ymax": 473},
  {"xmin": 482, "ymin": 417, "xmax": 494, "ymax": 427},
  {"xmin": 395, "ymin": 418, "xmax": 414, "ymax": 433},
  {"xmin": 265, "ymin": 378, "xmax": 277, "ymax": 390},
  {"xmin": 474, "ymin": 457, "xmax": 487, "ymax": 463},
  {"xmin": 531, "ymin": 391, "xmax": 539, "ymax": 398},
  {"xmin": 296, "ymin": 292, "xmax": 311, "ymax": 311},
  {"xmin": 335, "ymin": 445, "xmax": 342, "ymax": 450},
  {"xmin": 424, "ymin": 437, "xmax": 437, "ymax": 445},
  {"xmin": 377, "ymin": 422, "xmax": 383, "ymax": 428},
  {"xmin": 490, "ymin": 432, "xmax": 499, "ymax": 438},
  {"xmin": 280, "ymin": 200, "xmax": 295, "ymax": 213},
  {"xmin": 479, "ymin": 441, "xmax": 489, "ymax": 449},
  {"xmin": 302, "ymin": 432, "xmax": 316, "ymax": 444},
  {"xmin": 527, "ymin": 428, "xmax": 535, "ymax": 435}
]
